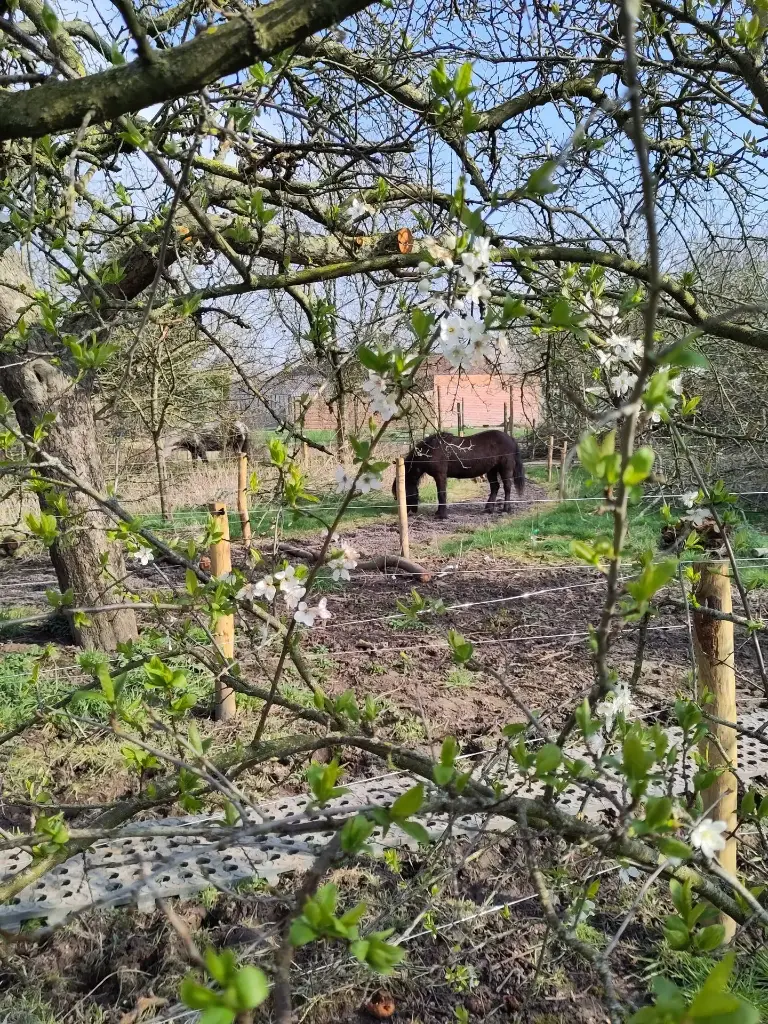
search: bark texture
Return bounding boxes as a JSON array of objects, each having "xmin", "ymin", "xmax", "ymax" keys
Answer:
[{"xmin": 0, "ymin": 248, "xmax": 138, "ymax": 649}]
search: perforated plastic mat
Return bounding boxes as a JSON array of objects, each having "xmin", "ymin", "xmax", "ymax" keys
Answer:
[{"xmin": 2, "ymin": 708, "xmax": 767, "ymax": 927}]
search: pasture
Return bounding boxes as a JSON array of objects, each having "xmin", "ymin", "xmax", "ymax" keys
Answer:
[{"xmin": 3, "ymin": 447, "xmax": 768, "ymax": 1023}]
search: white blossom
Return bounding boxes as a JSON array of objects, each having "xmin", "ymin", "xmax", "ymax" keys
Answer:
[
  {"xmin": 133, "ymin": 546, "xmax": 154, "ymax": 566},
  {"xmin": 357, "ymin": 470, "xmax": 383, "ymax": 494},
  {"xmin": 460, "ymin": 251, "xmax": 482, "ymax": 275},
  {"xmin": 363, "ymin": 372, "xmax": 399, "ymax": 420},
  {"xmin": 252, "ymin": 575, "xmax": 277, "ymax": 602},
  {"xmin": 440, "ymin": 339, "xmax": 470, "ymax": 368},
  {"xmin": 669, "ymin": 374, "xmax": 685, "ymax": 396},
  {"xmin": 618, "ymin": 861, "xmax": 642, "ymax": 885},
  {"xmin": 440, "ymin": 314, "xmax": 466, "ymax": 344},
  {"xmin": 467, "ymin": 329, "xmax": 495, "ymax": 361},
  {"xmin": 275, "ymin": 565, "xmax": 306, "ymax": 609},
  {"xmin": 609, "ymin": 334, "xmax": 642, "ymax": 362},
  {"xmin": 294, "ymin": 597, "xmax": 332, "ymax": 627},
  {"xmin": 335, "ymin": 465, "xmax": 352, "ymax": 493},
  {"xmin": 427, "ymin": 295, "xmax": 451, "ymax": 316},
  {"xmin": 583, "ymin": 294, "xmax": 619, "ymax": 328},
  {"xmin": 417, "ymin": 277, "xmax": 433, "ymax": 295},
  {"xmin": 417, "ymin": 260, "xmax": 433, "ymax": 275},
  {"xmin": 595, "ymin": 682, "xmax": 633, "ymax": 732},
  {"xmin": 595, "ymin": 345, "xmax": 615, "ymax": 367},
  {"xmin": 328, "ymin": 543, "xmax": 358, "ymax": 582},
  {"xmin": 472, "ymin": 236, "xmax": 493, "ymax": 265},
  {"xmin": 611, "ymin": 369, "xmax": 638, "ymax": 396},
  {"xmin": 586, "ymin": 731, "xmax": 607, "ymax": 759},
  {"xmin": 466, "ymin": 276, "xmax": 492, "ymax": 305},
  {"xmin": 681, "ymin": 490, "xmax": 699, "ymax": 509},
  {"xmin": 345, "ymin": 198, "xmax": 374, "ymax": 223},
  {"xmin": 690, "ymin": 818, "xmax": 728, "ymax": 859}
]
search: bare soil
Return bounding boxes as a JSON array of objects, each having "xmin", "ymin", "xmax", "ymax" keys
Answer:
[{"xmin": 1, "ymin": 485, "xmax": 767, "ymax": 1023}]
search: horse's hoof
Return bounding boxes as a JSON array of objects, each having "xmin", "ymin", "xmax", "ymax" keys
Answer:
[
  {"xmin": 503, "ymin": 505, "xmax": 512, "ymax": 514},
  {"xmin": 483, "ymin": 505, "xmax": 494, "ymax": 514},
  {"xmin": 436, "ymin": 511, "xmax": 448, "ymax": 521}
]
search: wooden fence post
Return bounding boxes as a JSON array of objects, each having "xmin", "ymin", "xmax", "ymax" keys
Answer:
[
  {"xmin": 509, "ymin": 383, "xmax": 515, "ymax": 434},
  {"xmin": 436, "ymin": 385, "xmax": 443, "ymax": 431},
  {"xmin": 396, "ymin": 457, "xmax": 410, "ymax": 559},
  {"xmin": 693, "ymin": 561, "xmax": 737, "ymax": 942},
  {"xmin": 558, "ymin": 441, "xmax": 568, "ymax": 500},
  {"xmin": 237, "ymin": 453, "xmax": 252, "ymax": 550},
  {"xmin": 209, "ymin": 502, "xmax": 237, "ymax": 722},
  {"xmin": 457, "ymin": 404, "xmax": 462, "ymax": 436},
  {"xmin": 547, "ymin": 434, "xmax": 554, "ymax": 483},
  {"xmin": 503, "ymin": 402, "xmax": 508, "ymax": 434}
]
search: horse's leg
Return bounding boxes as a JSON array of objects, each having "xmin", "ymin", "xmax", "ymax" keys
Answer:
[
  {"xmin": 485, "ymin": 469, "xmax": 500, "ymax": 512},
  {"xmin": 502, "ymin": 470, "xmax": 513, "ymax": 512},
  {"xmin": 435, "ymin": 472, "xmax": 448, "ymax": 519}
]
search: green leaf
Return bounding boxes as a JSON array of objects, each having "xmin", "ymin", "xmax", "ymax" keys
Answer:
[
  {"xmin": 340, "ymin": 814, "xmax": 376, "ymax": 854},
  {"xmin": 453, "ymin": 61, "xmax": 474, "ymax": 99},
  {"xmin": 199, "ymin": 1009, "xmax": 235, "ymax": 1024},
  {"xmin": 657, "ymin": 837, "xmax": 692, "ymax": 861},
  {"xmin": 400, "ymin": 820, "xmax": 431, "ymax": 845},
  {"xmin": 662, "ymin": 915, "xmax": 690, "ymax": 950},
  {"xmin": 289, "ymin": 919, "xmax": 317, "ymax": 946},
  {"xmin": 231, "ymin": 966, "xmax": 269, "ymax": 1008},
  {"xmin": 411, "ymin": 307, "xmax": 434, "ymax": 341},
  {"xmin": 525, "ymin": 160, "xmax": 559, "ymax": 196},
  {"xmin": 391, "ymin": 784, "xmax": 424, "ymax": 820},
  {"xmin": 448, "ymin": 629, "xmax": 473, "ymax": 664},
  {"xmin": 670, "ymin": 878, "xmax": 692, "ymax": 920},
  {"xmin": 644, "ymin": 796, "xmax": 673, "ymax": 830},
  {"xmin": 40, "ymin": 3, "xmax": 59, "ymax": 32},
  {"xmin": 180, "ymin": 977, "xmax": 217, "ymax": 1009},
  {"xmin": 433, "ymin": 763, "xmax": 454, "ymax": 786},
  {"xmin": 626, "ymin": 559, "xmax": 678, "ymax": 605},
  {"xmin": 535, "ymin": 744, "xmax": 562, "ymax": 776},
  {"xmin": 694, "ymin": 924, "xmax": 725, "ymax": 952},
  {"xmin": 623, "ymin": 447, "xmax": 655, "ymax": 486},
  {"xmin": 663, "ymin": 342, "xmax": 709, "ymax": 369}
]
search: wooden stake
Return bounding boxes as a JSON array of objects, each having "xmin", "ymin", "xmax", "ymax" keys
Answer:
[
  {"xmin": 209, "ymin": 502, "xmax": 236, "ymax": 722},
  {"xmin": 237, "ymin": 454, "xmax": 252, "ymax": 550},
  {"xmin": 396, "ymin": 457, "xmax": 410, "ymax": 559},
  {"xmin": 547, "ymin": 434, "xmax": 554, "ymax": 483},
  {"xmin": 436, "ymin": 385, "xmax": 443, "ymax": 431},
  {"xmin": 302, "ymin": 439, "xmax": 309, "ymax": 466},
  {"xmin": 508, "ymin": 382, "xmax": 515, "ymax": 434},
  {"xmin": 558, "ymin": 441, "xmax": 568, "ymax": 500},
  {"xmin": 693, "ymin": 561, "xmax": 737, "ymax": 942},
  {"xmin": 457, "ymin": 404, "xmax": 462, "ymax": 436},
  {"xmin": 503, "ymin": 402, "xmax": 508, "ymax": 434}
]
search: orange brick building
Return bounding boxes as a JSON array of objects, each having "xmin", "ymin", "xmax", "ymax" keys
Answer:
[{"xmin": 237, "ymin": 359, "xmax": 541, "ymax": 433}]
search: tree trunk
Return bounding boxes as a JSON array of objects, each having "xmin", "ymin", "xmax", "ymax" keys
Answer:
[{"xmin": 0, "ymin": 249, "xmax": 138, "ymax": 650}]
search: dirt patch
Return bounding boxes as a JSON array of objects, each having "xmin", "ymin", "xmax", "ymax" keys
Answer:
[{"xmin": 0, "ymin": 842, "xmax": 648, "ymax": 1024}]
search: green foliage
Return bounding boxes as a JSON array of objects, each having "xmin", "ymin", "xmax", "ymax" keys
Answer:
[
  {"xmin": 633, "ymin": 953, "xmax": 758, "ymax": 1023},
  {"xmin": 661, "ymin": 880, "xmax": 723, "ymax": 953},
  {"xmin": 369, "ymin": 784, "xmax": 431, "ymax": 846},
  {"xmin": 180, "ymin": 949, "xmax": 268, "ymax": 1024},
  {"xmin": 447, "ymin": 629, "xmax": 473, "ymax": 664},
  {"xmin": 306, "ymin": 758, "xmax": 349, "ymax": 805}
]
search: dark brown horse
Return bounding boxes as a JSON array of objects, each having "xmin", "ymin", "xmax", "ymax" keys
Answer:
[{"xmin": 393, "ymin": 430, "xmax": 525, "ymax": 519}]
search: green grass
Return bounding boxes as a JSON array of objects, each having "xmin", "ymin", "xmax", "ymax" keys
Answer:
[
  {"xmin": 0, "ymin": 639, "xmax": 216, "ymax": 732},
  {"xmin": 141, "ymin": 485, "xmax": 399, "ymax": 539},
  {"xmin": 649, "ymin": 947, "xmax": 768, "ymax": 1017},
  {"xmin": 441, "ymin": 467, "xmax": 768, "ymax": 576}
]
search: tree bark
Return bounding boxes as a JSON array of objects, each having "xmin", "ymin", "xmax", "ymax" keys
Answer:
[{"xmin": 0, "ymin": 249, "xmax": 138, "ymax": 649}]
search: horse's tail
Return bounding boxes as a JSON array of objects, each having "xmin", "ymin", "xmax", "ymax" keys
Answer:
[{"xmin": 512, "ymin": 440, "xmax": 525, "ymax": 494}]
